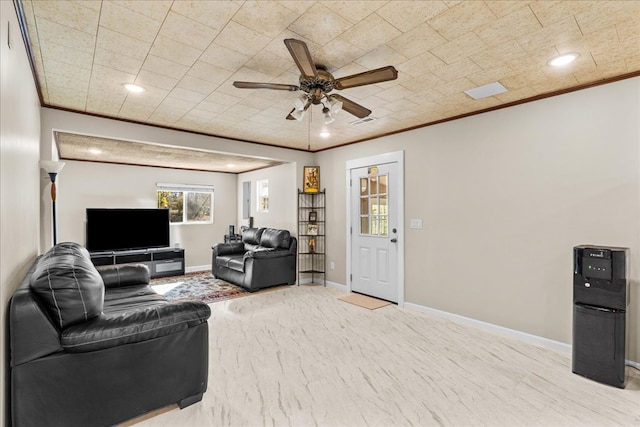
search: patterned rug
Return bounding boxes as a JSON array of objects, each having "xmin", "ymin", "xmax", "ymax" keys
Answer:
[{"xmin": 150, "ymin": 271, "xmax": 248, "ymax": 304}]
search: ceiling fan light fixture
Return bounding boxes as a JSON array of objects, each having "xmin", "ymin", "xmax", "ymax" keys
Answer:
[
  {"xmin": 327, "ymin": 96, "xmax": 343, "ymax": 114},
  {"xmin": 294, "ymin": 94, "xmax": 308, "ymax": 110},
  {"xmin": 291, "ymin": 108, "xmax": 306, "ymax": 121},
  {"xmin": 322, "ymin": 107, "xmax": 335, "ymax": 124}
]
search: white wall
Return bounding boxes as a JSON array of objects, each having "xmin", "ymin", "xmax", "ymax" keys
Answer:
[
  {"xmin": 317, "ymin": 77, "xmax": 640, "ymax": 361},
  {"xmin": 0, "ymin": 2, "xmax": 42, "ymax": 424},
  {"xmin": 236, "ymin": 162, "xmax": 300, "ymax": 234},
  {"xmin": 58, "ymin": 161, "xmax": 237, "ymax": 270}
]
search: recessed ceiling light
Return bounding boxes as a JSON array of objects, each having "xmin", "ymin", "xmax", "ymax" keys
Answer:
[
  {"xmin": 89, "ymin": 148, "xmax": 102, "ymax": 155},
  {"xmin": 548, "ymin": 53, "xmax": 580, "ymax": 67},
  {"xmin": 226, "ymin": 163, "xmax": 235, "ymax": 168},
  {"xmin": 320, "ymin": 131, "xmax": 330, "ymax": 138},
  {"xmin": 124, "ymin": 83, "xmax": 145, "ymax": 93}
]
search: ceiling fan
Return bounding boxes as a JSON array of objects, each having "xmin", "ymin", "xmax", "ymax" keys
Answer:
[{"xmin": 233, "ymin": 39, "xmax": 398, "ymax": 123}]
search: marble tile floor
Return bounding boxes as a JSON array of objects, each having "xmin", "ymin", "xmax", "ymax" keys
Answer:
[{"xmin": 131, "ymin": 285, "xmax": 640, "ymax": 427}]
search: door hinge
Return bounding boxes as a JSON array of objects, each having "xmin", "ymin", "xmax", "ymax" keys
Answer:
[{"xmin": 350, "ymin": 274, "xmax": 352, "ymax": 282}]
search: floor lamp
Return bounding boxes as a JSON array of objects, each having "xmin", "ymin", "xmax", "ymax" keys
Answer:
[{"xmin": 40, "ymin": 160, "xmax": 65, "ymax": 246}]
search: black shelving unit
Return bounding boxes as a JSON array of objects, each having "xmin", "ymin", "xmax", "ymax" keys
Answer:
[{"xmin": 298, "ymin": 189, "xmax": 325, "ymax": 286}]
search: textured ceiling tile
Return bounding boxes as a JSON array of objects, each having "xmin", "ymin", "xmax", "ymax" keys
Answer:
[
  {"xmin": 516, "ymin": 17, "xmax": 582, "ymax": 54},
  {"xmin": 431, "ymin": 32, "xmax": 488, "ymax": 65},
  {"xmin": 94, "ymin": 48, "xmax": 143, "ymax": 75},
  {"xmin": 245, "ymin": 51, "xmax": 295, "ymax": 78},
  {"xmin": 136, "ymin": 69, "xmax": 178, "ymax": 91},
  {"xmin": 470, "ymin": 39, "xmax": 527, "ymax": 70},
  {"xmin": 100, "ymin": 1, "xmax": 163, "ymax": 43},
  {"xmin": 142, "ymin": 55, "xmax": 190, "ymax": 80},
  {"xmin": 149, "ymin": 36, "xmax": 202, "ymax": 67},
  {"xmin": 35, "ymin": 17, "xmax": 96, "ymax": 54},
  {"xmin": 47, "ymin": 91, "xmax": 86, "ymax": 110},
  {"xmin": 176, "ymin": 75, "xmax": 220, "ymax": 96},
  {"xmin": 484, "ymin": 1, "xmax": 534, "ymax": 18},
  {"xmin": 214, "ymin": 21, "xmax": 272, "ymax": 57},
  {"xmin": 158, "ymin": 11, "xmax": 218, "ymax": 51},
  {"xmin": 170, "ymin": 1, "xmax": 241, "ymax": 32},
  {"xmin": 187, "ymin": 61, "xmax": 234, "ymax": 86},
  {"xmin": 376, "ymin": 85, "xmax": 414, "ymax": 103},
  {"xmin": 42, "ymin": 57, "xmax": 91, "ymax": 86},
  {"xmin": 475, "ymin": 6, "xmax": 541, "ymax": 47},
  {"xmin": 432, "ymin": 57, "xmax": 482, "ymax": 82},
  {"xmin": 377, "ymin": 1, "xmax": 449, "ymax": 32},
  {"xmin": 288, "ymin": 3, "xmax": 353, "ymax": 45},
  {"xmin": 396, "ymin": 52, "xmax": 447, "ymax": 78},
  {"xmin": 168, "ymin": 87, "xmax": 208, "ymax": 104},
  {"xmin": 386, "ymin": 23, "xmax": 447, "ymax": 58},
  {"xmin": 575, "ymin": 1, "xmax": 640, "ymax": 35},
  {"xmin": 32, "ymin": 1, "xmax": 99, "ymax": 34},
  {"xmin": 467, "ymin": 64, "xmax": 513, "ymax": 87},
  {"xmin": 204, "ymin": 91, "xmax": 244, "ymax": 108},
  {"xmin": 96, "ymin": 26, "xmax": 151, "ymax": 60},
  {"xmin": 233, "ymin": 1, "xmax": 301, "ymax": 38},
  {"xmin": 200, "ymin": 43, "xmax": 251, "ymax": 72},
  {"xmin": 112, "ymin": 0, "xmax": 172, "ymax": 21},
  {"xmin": 428, "ymin": 1, "xmax": 497, "ymax": 41},
  {"xmin": 40, "ymin": 42, "xmax": 93, "ymax": 69},
  {"xmin": 528, "ymin": 1, "xmax": 594, "ymax": 27},
  {"xmin": 322, "ymin": 1, "xmax": 387, "ymax": 24},
  {"xmin": 340, "ymin": 13, "xmax": 402, "ymax": 51},
  {"xmin": 355, "ymin": 45, "xmax": 406, "ymax": 71},
  {"xmin": 315, "ymin": 39, "xmax": 366, "ymax": 71}
]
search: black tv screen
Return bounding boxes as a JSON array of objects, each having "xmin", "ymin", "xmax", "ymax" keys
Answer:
[{"xmin": 86, "ymin": 208, "xmax": 170, "ymax": 252}]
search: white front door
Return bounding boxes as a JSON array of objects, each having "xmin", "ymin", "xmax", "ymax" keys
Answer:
[{"xmin": 350, "ymin": 162, "xmax": 399, "ymax": 302}]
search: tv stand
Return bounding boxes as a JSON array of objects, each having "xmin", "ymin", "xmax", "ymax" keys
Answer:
[{"xmin": 90, "ymin": 247, "xmax": 185, "ymax": 278}]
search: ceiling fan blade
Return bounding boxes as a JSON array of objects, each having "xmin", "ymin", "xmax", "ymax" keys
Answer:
[
  {"xmin": 334, "ymin": 66, "xmax": 398, "ymax": 90},
  {"xmin": 284, "ymin": 39, "xmax": 318, "ymax": 80},
  {"xmin": 331, "ymin": 94, "xmax": 371, "ymax": 118},
  {"xmin": 233, "ymin": 81, "xmax": 299, "ymax": 91}
]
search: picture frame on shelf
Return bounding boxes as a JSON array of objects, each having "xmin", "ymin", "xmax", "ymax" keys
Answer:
[
  {"xmin": 308, "ymin": 211, "xmax": 317, "ymax": 222},
  {"xmin": 307, "ymin": 223, "xmax": 318, "ymax": 235},
  {"xmin": 303, "ymin": 166, "xmax": 320, "ymax": 193}
]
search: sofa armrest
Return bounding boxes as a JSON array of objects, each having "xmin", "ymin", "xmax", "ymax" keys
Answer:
[
  {"xmin": 212, "ymin": 242, "xmax": 244, "ymax": 256},
  {"xmin": 97, "ymin": 263, "xmax": 150, "ymax": 288},
  {"xmin": 61, "ymin": 301, "xmax": 211, "ymax": 353}
]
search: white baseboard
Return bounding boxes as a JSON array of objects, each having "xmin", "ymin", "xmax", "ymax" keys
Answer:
[
  {"xmin": 296, "ymin": 277, "xmax": 347, "ymax": 292},
  {"xmin": 404, "ymin": 302, "xmax": 640, "ymax": 368},
  {"xmin": 185, "ymin": 265, "xmax": 209, "ymax": 274}
]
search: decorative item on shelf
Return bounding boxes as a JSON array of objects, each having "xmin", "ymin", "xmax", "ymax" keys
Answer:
[
  {"xmin": 303, "ymin": 166, "xmax": 320, "ymax": 193},
  {"xmin": 308, "ymin": 211, "xmax": 317, "ymax": 222},
  {"xmin": 309, "ymin": 238, "xmax": 315, "ymax": 253},
  {"xmin": 39, "ymin": 160, "xmax": 66, "ymax": 246},
  {"xmin": 229, "ymin": 225, "xmax": 235, "ymax": 236},
  {"xmin": 307, "ymin": 223, "xmax": 318, "ymax": 236}
]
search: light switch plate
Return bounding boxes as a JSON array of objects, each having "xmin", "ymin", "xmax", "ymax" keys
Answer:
[{"xmin": 410, "ymin": 219, "xmax": 423, "ymax": 229}]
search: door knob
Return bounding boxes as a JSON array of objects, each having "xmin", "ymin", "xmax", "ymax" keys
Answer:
[{"xmin": 390, "ymin": 238, "xmax": 397, "ymax": 243}]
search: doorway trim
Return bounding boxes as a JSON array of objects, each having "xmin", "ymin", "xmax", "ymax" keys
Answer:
[{"xmin": 346, "ymin": 151, "xmax": 405, "ymax": 306}]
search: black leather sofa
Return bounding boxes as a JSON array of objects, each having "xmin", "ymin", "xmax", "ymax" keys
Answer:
[
  {"xmin": 211, "ymin": 227, "xmax": 297, "ymax": 292},
  {"xmin": 7, "ymin": 242, "xmax": 211, "ymax": 427}
]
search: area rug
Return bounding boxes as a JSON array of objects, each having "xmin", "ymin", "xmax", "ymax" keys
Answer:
[
  {"xmin": 151, "ymin": 272, "xmax": 248, "ymax": 304},
  {"xmin": 338, "ymin": 293, "xmax": 391, "ymax": 310}
]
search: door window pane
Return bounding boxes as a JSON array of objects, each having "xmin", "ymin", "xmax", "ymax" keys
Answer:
[{"xmin": 357, "ymin": 172, "xmax": 389, "ymax": 237}]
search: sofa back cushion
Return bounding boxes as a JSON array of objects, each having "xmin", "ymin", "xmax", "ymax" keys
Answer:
[
  {"xmin": 242, "ymin": 228, "xmax": 264, "ymax": 251},
  {"xmin": 30, "ymin": 242, "xmax": 105, "ymax": 330},
  {"xmin": 260, "ymin": 228, "xmax": 291, "ymax": 250}
]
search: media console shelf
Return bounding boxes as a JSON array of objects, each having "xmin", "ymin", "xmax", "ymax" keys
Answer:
[{"xmin": 90, "ymin": 247, "xmax": 185, "ymax": 278}]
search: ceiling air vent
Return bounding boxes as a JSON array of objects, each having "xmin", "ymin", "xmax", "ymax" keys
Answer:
[{"xmin": 350, "ymin": 116, "xmax": 378, "ymax": 125}]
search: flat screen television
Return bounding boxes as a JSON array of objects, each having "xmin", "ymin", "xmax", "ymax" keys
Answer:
[{"xmin": 86, "ymin": 208, "xmax": 170, "ymax": 252}]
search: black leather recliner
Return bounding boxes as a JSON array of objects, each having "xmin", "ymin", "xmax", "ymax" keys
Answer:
[
  {"xmin": 211, "ymin": 228, "xmax": 297, "ymax": 292},
  {"xmin": 7, "ymin": 242, "xmax": 211, "ymax": 427}
]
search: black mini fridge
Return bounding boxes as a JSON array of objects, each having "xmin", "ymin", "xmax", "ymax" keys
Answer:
[{"xmin": 573, "ymin": 245, "xmax": 629, "ymax": 388}]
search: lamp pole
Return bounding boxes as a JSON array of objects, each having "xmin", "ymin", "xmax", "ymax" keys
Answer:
[{"xmin": 40, "ymin": 161, "xmax": 65, "ymax": 246}]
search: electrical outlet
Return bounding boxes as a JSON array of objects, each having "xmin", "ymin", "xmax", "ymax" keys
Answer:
[{"xmin": 330, "ymin": 261, "xmax": 335, "ymax": 270}]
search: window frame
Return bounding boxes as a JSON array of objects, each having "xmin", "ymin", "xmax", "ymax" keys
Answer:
[{"xmin": 157, "ymin": 183, "xmax": 214, "ymax": 225}]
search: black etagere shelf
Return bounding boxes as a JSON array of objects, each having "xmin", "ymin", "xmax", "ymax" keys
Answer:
[{"xmin": 298, "ymin": 189, "xmax": 325, "ymax": 286}]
